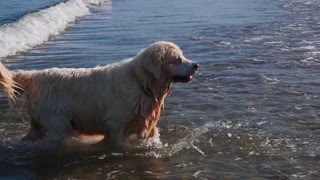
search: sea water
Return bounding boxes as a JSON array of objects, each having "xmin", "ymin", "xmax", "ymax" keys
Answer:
[{"xmin": 0, "ymin": 0, "xmax": 320, "ymax": 179}]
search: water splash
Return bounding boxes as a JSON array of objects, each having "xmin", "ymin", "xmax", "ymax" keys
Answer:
[{"xmin": 167, "ymin": 122, "xmax": 221, "ymax": 157}]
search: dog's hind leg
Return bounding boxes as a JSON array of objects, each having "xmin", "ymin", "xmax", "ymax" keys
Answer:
[
  {"xmin": 42, "ymin": 115, "xmax": 76, "ymax": 141},
  {"xmin": 22, "ymin": 119, "xmax": 48, "ymax": 142}
]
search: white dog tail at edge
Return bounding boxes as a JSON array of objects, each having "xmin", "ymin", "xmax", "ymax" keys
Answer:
[{"xmin": 0, "ymin": 63, "xmax": 21, "ymax": 107}]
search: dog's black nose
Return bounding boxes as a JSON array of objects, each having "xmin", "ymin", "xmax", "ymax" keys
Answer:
[{"xmin": 193, "ymin": 63, "xmax": 199, "ymax": 70}]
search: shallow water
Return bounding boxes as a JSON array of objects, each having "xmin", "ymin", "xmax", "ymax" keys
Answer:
[{"xmin": 1, "ymin": 0, "xmax": 320, "ymax": 179}]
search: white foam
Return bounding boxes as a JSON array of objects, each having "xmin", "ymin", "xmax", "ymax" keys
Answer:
[
  {"xmin": 244, "ymin": 36, "xmax": 272, "ymax": 43},
  {"xmin": 0, "ymin": 0, "xmax": 109, "ymax": 58},
  {"xmin": 299, "ymin": 46, "xmax": 316, "ymax": 50},
  {"xmin": 280, "ymin": 0, "xmax": 320, "ymax": 7},
  {"xmin": 294, "ymin": 0, "xmax": 320, "ymax": 6}
]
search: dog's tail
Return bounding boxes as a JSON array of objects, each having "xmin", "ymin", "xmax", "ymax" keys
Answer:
[{"xmin": 0, "ymin": 63, "xmax": 22, "ymax": 106}]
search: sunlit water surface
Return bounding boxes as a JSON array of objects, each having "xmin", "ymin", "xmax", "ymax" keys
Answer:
[{"xmin": 1, "ymin": 0, "xmax": 320, "ymax": 179}]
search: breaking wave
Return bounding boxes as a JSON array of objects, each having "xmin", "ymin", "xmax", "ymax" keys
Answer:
[{"xmin": 0, "ymin": 0, "xmax": 109, "ymax": 59}]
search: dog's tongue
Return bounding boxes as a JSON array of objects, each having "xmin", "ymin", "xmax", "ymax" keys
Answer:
[{"xmin": 189, "ymin": 75, "xmax": 193, "ymax": 81}]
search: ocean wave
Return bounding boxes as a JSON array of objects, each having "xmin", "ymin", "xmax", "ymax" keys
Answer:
[{"xmin": 0, "ymin": 0, "xmax": 108, "ymax": 59}]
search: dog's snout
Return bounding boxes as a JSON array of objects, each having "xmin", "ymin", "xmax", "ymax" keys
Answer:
[{"xmin": 192, "ymin": 63, "xmax": 199, "ymax": 70}]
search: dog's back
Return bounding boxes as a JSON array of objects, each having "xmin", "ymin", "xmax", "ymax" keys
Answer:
[{"xmin": 12, "ymin": 67, "xmax": 112, "ymax": 117}]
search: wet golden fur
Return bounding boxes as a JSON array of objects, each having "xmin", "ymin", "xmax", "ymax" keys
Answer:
[{"xmin": 0, "ymin": 41, "xmax": 198, "ymax": 144}]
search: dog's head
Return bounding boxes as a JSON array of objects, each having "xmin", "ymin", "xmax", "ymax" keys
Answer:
[{"xmin": 142, "ymin": 41, "xmax": 199, "ymax": 83}]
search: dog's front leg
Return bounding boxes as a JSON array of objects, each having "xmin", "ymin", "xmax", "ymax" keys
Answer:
[
  {"xmin": 148, "ymin": 126, "xmax": 160, "ymax": 138},
  {"xmin": 22, "ymin": 118, "xmax": 48, "ymax": 142},
  {"xmin": 144, "ymin": 126, "xmax": 162, "ymax": 147}
]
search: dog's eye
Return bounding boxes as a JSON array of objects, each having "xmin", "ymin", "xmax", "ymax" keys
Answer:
[{"xmin": 175, "ymin": 58, "xmax": 182, "ymax": 64}]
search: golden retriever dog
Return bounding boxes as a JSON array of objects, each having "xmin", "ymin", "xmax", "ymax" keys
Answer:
[{"xmin": 0, "ymin": 41, "xmax": 199, "ymax": 145}]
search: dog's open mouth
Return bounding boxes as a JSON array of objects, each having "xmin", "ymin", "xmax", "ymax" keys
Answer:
[{"xmin": 172, "ymin": 75, "xmax": 193, "ymax": 83}]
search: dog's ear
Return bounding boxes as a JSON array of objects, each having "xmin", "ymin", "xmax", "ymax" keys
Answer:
[{"xmin": 143, "ymin": 51, "xmax": 163, "ymax": 79}]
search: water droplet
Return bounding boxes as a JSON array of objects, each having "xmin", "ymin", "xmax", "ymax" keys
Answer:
[{"xmin": 98, "ymin": 154, "xmax": 106, "ymax": 159}]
